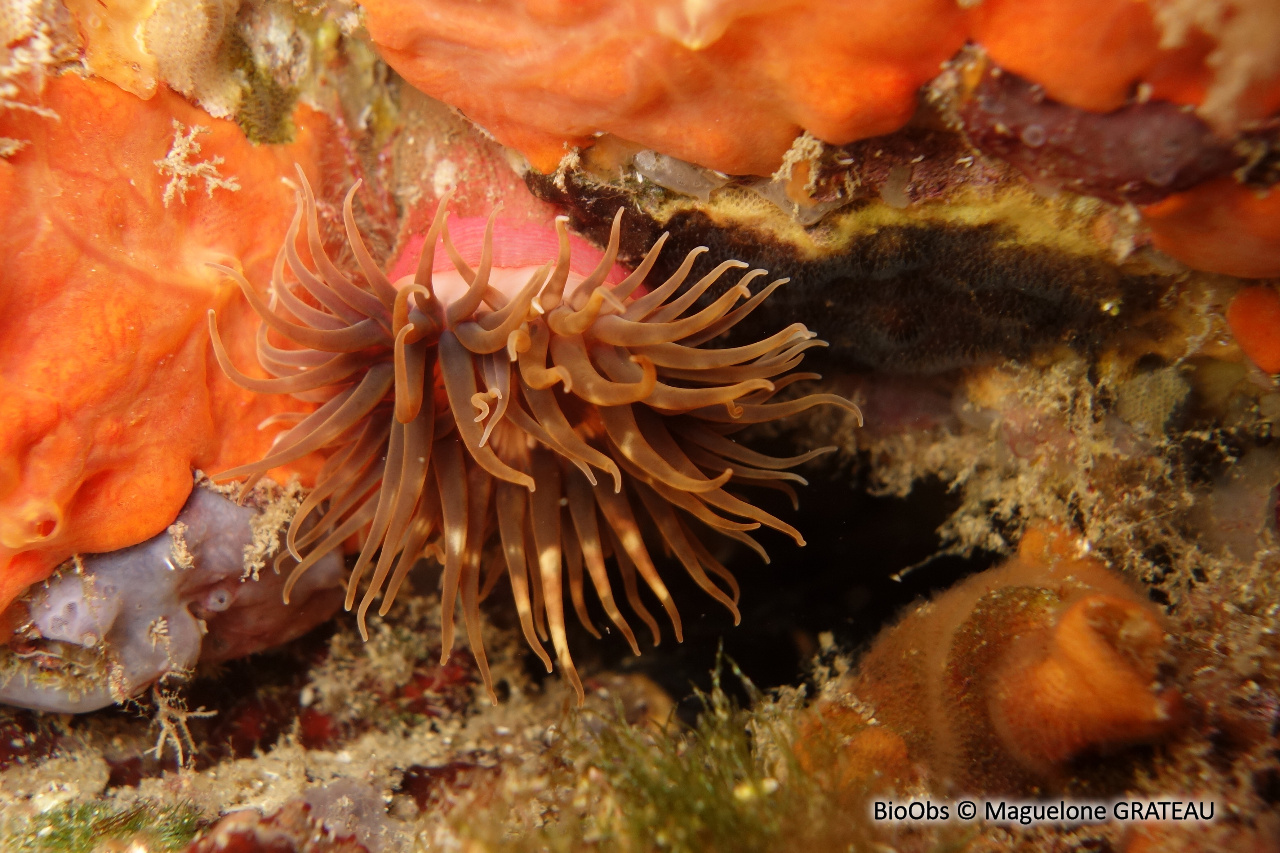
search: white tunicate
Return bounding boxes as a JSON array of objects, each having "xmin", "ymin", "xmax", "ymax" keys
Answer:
[
  {"xmin": 879, "ymin": 165, "xmax": 913, "ymax": 210},
  {"xmin": 1196, "ymin": 448, "xmax": 1280, "ymax": 563},
  {"xmin": 303, "ymin": 780, "xmax": 399, "ymax": 853},
  {"xmin": 748, "ymin": 177, "xmax": 848, "ymax": 226},
  {"xmin": 28, "ymin": 577, "xmax": 121, "ymax": 649},
  {"xmin": 1145, "ymin": 159, "xmax": 1180, "ymax": 187},
  {"xmin": 203, "ymin": 587, "xmax": 234, "ymax": 613},
  {"xmin": 1020, "ymin": 124, "xmax": 1047, "ymax": 148},
  {"xmin": 633, "ymin": 150, "xmax": 729, "ymax": 202}
]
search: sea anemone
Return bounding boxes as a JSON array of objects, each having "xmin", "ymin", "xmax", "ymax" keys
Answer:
[{"xmin": 208, "ymin": 170, "xmax": 861, "ymax": 702}]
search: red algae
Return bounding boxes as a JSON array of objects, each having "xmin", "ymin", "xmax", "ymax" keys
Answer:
[
  {"xmin": 0, "ymin": 74, "xmax": 350, "ymax": 615},
  {"xmin": 956, "ymin": 59, "xmax": 1241, "ymax": 205}
]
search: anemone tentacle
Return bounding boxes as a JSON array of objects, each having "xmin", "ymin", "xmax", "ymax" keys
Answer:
[{"xmin": 210, "ymin": 174, "xmax": 862, "ymax": 704}]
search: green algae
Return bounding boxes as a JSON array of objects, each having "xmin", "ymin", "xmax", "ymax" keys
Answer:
[
  {"xmin": 579, "ymin": 679, "xmax": 790, "ymax": 852},
  {"xmin": 457, "ymin": 659, "xmax": 906, "ymax": 853},
  {"xmin": 7, "ymin": 801, "xmax": 205, "ymax": 853}
]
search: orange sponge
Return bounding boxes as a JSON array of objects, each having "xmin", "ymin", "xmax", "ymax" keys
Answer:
[
  {"xmin": 1143, "ymin": 180, "xmax": 1280, "ymax": 279},
  {"xmin": 362, "ymin": 0, "xmax": 967, "ymax": 176},
  {"xmin": 968, "ymin": 0, "xmax": 1166, "ymax": 114},
  {"xmin": 1226, "ymin": 285, "xmax": 1280, "ymax": 373},
  {"xmin": 0, "ymin": 75, "xmax": 347, "ymax": 615}
]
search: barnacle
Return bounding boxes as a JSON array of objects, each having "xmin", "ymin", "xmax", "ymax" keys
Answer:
[{"xmin": 209, "ymin": 171, "xmax": 861, "ymax": 702}]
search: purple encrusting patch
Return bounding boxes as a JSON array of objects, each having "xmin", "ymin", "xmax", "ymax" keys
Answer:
[{"xmin": 958, "ymin": 64, "xmax": 1241, "ymax": 205}]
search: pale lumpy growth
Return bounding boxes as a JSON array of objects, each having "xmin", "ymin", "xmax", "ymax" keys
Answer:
[
  {"xmin": 411, "ymin": 262, "xmax": 603, "ymax": 312},
  {"xmin": 391, "ymin": 217, "xmax": 629, "ymax": 307},
  {"xmin": 0, "ymin": 486, "xmax": 344, "ymax": 713},
  {"xmin": 208, "ymin": 167, "xmax": 861, "ymax": 704}
]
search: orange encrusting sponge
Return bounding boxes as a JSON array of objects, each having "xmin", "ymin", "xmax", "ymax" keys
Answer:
[
  {"xmin": 1143, "ymin": 181, "xmax": 1280, "ymax": 280},
  {"xmin": 362, "ymin": 0, "xmax": 1279, "ymax": 178},
  {"xmin": 1226, "ymin": 285, "xmax": 1280, "ymax": 374},
  {"xmin": 0, "ymin": 75, "xmax": 345, "ymax": 617},
  {"xmin": 362, "ymin": 0, "xmax": 1280, "ymax": 278},
  {"xmin": 363, "ymin": 0, "xmax": 968, "ymax": 176}
]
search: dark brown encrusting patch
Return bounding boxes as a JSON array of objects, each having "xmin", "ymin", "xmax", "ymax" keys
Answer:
[
  {"xmin": 397, "ymin": 761, "xmax": 500, "ymax": 812},
  {"xmin": 791, "ymin": 127, "xmax": 1010, "ymax": 210},
  {"xmin": 527, "ymin": 173, "xmax": 1174, "ymax": 374},
  {"xmin": 957, "ymin": 63, "xmax": 1241, "ymax": 205},
  {"xmin": 0, "ymin": 708, "xmax": 58, "ymax": 770}
]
